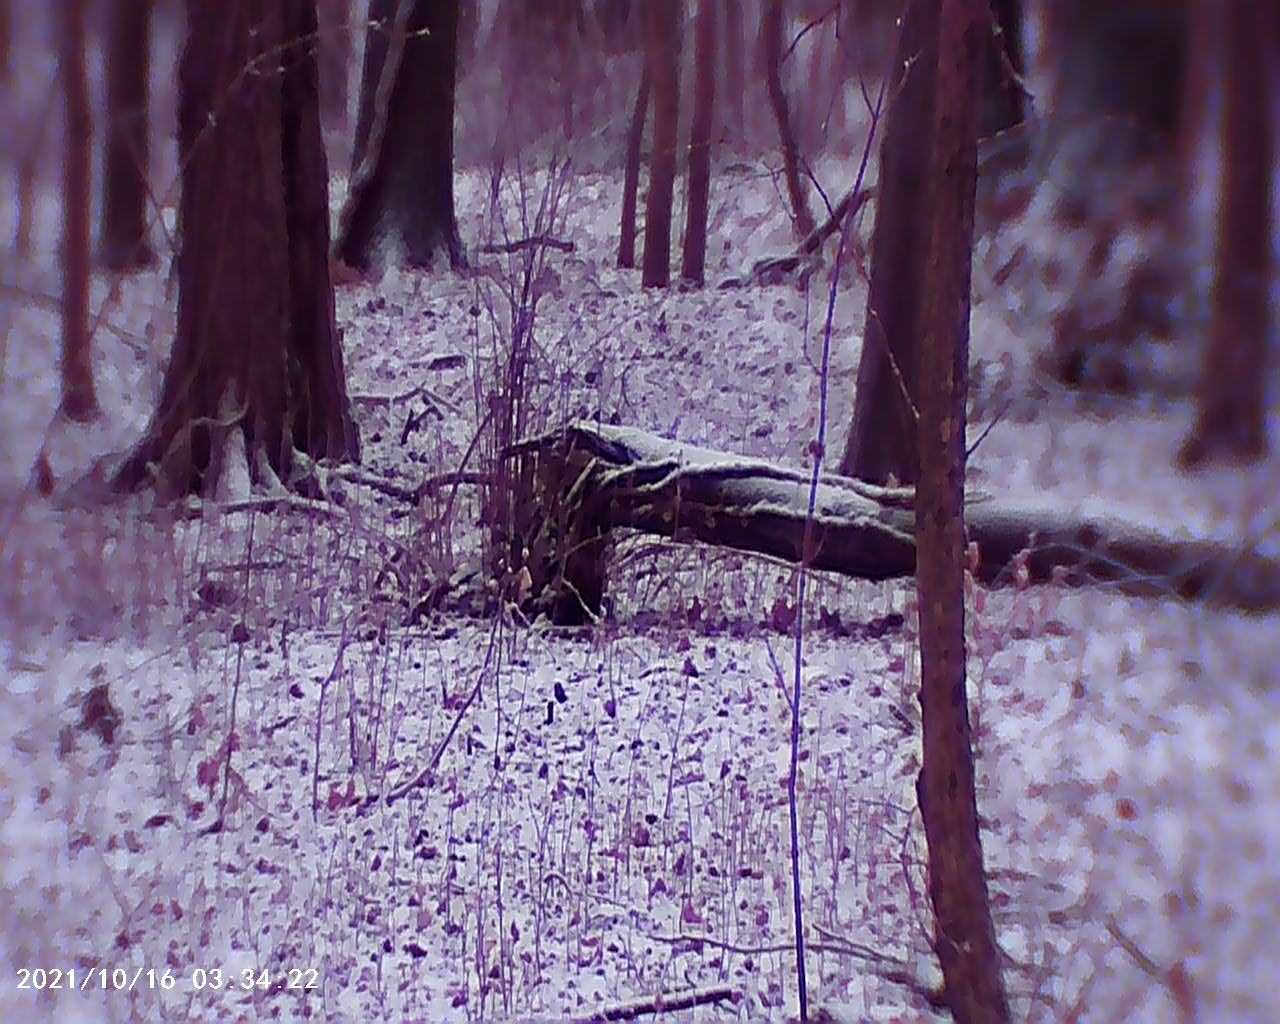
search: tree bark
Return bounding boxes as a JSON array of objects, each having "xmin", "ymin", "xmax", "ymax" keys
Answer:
[
  {"xmin": 618, "ymin": 63, "xmax": 650, "ymax": 269},
  {"xmin": 0, "ymin": 0, "xmax": 11, "ymax": 83},
  {"xmin": 100, "ymin": 0, "xmax": 155, "ymax": 271},
  {"xmin": 681, "ymin": 0, "xmax": 717, "ymax": 285},
  {"xmin": 60, "ymin": 0, "xmax": 98, "ymax": 421},
  {"xmin": 114, "ymin": 0, "xmax": 359, "ymax": 498},
  {"xmin": 980, "ymin": 0, "xmax": 1023, "ymax": 135},
  {"xmin": 1177, "ymin": 1, "xmax": 1272, "ymax": 467},
  {"xmin": 914, "ymin": 0, "xmax": 1010, "ymax": 1019},
  {"xmin": 762, "ymin": 0, "xmax": 816, "ymax": 239},
  {"xmin": 641, "ymin": 0, "xmax": 680, "ymax": 288},
  {"xmin": 840, "ymin": 0, "xmax": 940, "ymax": 485},
  {"xmin": 1176, "ymin": 0, "xmax": 1214, "ymax": 197},
  {"xmin": 337, "ymin": 0, "xmax": 464, "ymax": 272}
]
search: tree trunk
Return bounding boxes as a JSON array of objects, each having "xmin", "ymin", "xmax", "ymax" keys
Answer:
[
  {"xmin": 60, "ymin": 0, "xmax": 98, "ymax": 421},
  {"xmin": 618, "ymin": 63, "xmax": 650, "ymax": 269},
  {"xmin": 337, "ymin": 0, "xmax": 463, "ymax": 272},
  {"xmin": 1176, "ymin": 0, "xmax": 1214, "ymax": 198},
  {"xmin": 914, "ymin": 1, "xmax": 1011, "ymax": 1020},
  {"xmin": 980, "ymin": 0, "xmax": 1023, "ymax": 135},
  {"xmin": 681, "ymin": 0, "xmax": 717, "ymax": 285},
  {"xmin": 348, "ymin": 0, "xmax": 387, "ymax": 175},
  {"xmin": 762, "ymin": 0, "xmax": 816, "ymax": 238},
  {"xmin": 0, "ymin": 0, "xmax": 11, "ymax": 82},
  {"xmin": 641, "ymin": 0, "xmax": 680, "ymax": 288},
  {"xmin": 100, "ymin": 0, "xmax": 155, "ymax": 271},
  {"xmin": 115, "ymin": 0, "xmax": 359, "ymax": 498},
  {"xmin": 723, "ymin": 0, "xmax": 745, "ymax": 143},
  {"xmin": 1177, "ymin": 0, "xmax": 1272, "ymax": 467},
  {"xmin": 840, "ymin": 0, "xmax": 940, "ymax": 484}
]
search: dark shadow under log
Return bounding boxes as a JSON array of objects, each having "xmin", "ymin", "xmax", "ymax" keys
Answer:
[{"xmin": 510, "ymin": 421, "xmax": 1280, "ymax": 622}]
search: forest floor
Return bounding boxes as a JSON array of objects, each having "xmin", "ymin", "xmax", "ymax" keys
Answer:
[{"xmin": 2, "ymin": 154, "xmax": 1279, "ymax": 1024}]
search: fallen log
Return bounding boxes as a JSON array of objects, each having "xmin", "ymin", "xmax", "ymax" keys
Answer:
[
  {"xmin": 507, "ymin": 420, "xmax": 1280, "ymax": 623},
  {"xmin": 507, "ymin": 984, "xmax": 736, "ymax": 1024}
]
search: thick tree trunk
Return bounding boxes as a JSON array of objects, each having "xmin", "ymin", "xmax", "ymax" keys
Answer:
[
  {"xmin": 641, "ymin": 0, "xmax": 680, "ymax": 288},
  {"xmin": 100, "ymin": 0, "xmax": 155, "ymax": 271},
  {"xmin": 512, "ymin": 420, "xmax": 1280, "ymax": 620},
  {"xmin": 1177, "ymin": 1, "xmax": 1272, "ymax": 467},
  {"xmin": 337, "ymin": 0, "xmax": 463, "ymax": 272},
  {"xmin": 915, "ymin": 0, "xmax": 1010, "ymax": 1019},
  {"xmin": 60, "ymin": 0, "xmax": 98, "ymax": 421},
  {"xmin": 618, "ymin": 64, "xmax": 650, "ymax": 269},
  {"xmin": 681, "ymin": 0, "xmax": 717, "ymax": 286},
  {"xmin": 282, "ymin": 0, "xmax": 361, "ymax": 462},
  {"xmin": 840, "ymin": 0, "xmax": 940, "ymax": 485},
  {"xmin": 762, "ymin": 0, "xmax": 816, "ymax": 239},
  {"xmin": 115, "ymin": 0, "xmax": 359, "ymax": 498}
]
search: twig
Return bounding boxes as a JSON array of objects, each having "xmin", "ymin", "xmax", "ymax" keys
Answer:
[
  {"xmin": 189, "ymin": 494, "xmax": 335, "ymax": 518},
  {"xmin": 480, "ymin": 235, "xmax": 575, "ymax": 255},
  {"xmin": 783, "ymin": 1, "xmax": 841, "ymax": 65},
  {"xmin": 0, "ymin": 281, "xmax": 152, "ymax": 356},
  {"xmin": 351, "ymin": 377, "xmax": 463, "ymax": 415},
  {"xmin": 329, "ymin": 464, "xmax": 421, "ymax": 503},
  {"xmin": 1105, "ymin": 918, "xmax": 1164, "ymax": 980},
  {"xmin": 384, "ymin": 615, "xmax": 501, "ymax": 803},
  {"xmin": 416, "ymin": 469, "xmax": 490, "ymax": 497},
  {"xmin": 312, "ymin": 620, "xmax": 352, "ymax": 820}
]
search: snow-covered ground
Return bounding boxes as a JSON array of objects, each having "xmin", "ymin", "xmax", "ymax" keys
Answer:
[{"xmin": 3, "ymin": 117, "xmax": 1280, "ymax": 1024}]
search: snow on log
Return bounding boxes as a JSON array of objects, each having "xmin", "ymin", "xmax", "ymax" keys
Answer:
[{"xmin": 509, "ymin": 420, "xmax": 1280, "ymax": 622}]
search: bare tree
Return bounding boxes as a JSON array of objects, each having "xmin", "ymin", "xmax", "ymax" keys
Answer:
[
  {"xmin": 915, "ymin": 0, "xmax": 1010, "ymax": 1019},
  {"xmin": 762, "ymin": 0, "xmax": 816, "ymax": 238},
  {"xmin": 100, "ymin": 0, "xmax": 156, "ymax": 270},
  {"xmin": 840, "ymin": 0, "xmax": 940, "ymax": 484},
  {"xmin": 60, "ymin": 0, "xmax": 98, "ymax": 420},
  {"xmin": 115, "ymin": 0, "xmax": 359, "ymax": 497},
  {"xmin": 681, "ymin": 0, "xmax": 717, "ymax": 285},
  {"xmin": 641, "ymin": 0, "xmax": 680, "ymax": 287},
  {"xmin": 337, "ymin": 0, "xmax": 464, "ymax": 272},
  {"xmin": 618, "ymin": 63, "xmax": 650, "ymax": 269},
  {"xmin": 1178, "ymin": 0, "xmax": 1272, "ymax": 467}
]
